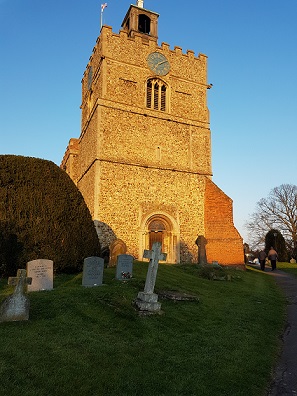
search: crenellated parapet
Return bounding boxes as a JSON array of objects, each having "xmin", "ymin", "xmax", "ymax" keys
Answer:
[{"xmin": 83, "ymin": 25, "xmax": 207, "ymax": 81}]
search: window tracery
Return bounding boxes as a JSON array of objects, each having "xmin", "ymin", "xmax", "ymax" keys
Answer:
[{"xmin": 146, "ymin": 79, "xmax": 167, "ymax": 112}]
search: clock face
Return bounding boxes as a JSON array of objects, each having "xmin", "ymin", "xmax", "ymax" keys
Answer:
[
  {"xmin": 87, "ymin": 66, "xmax": 93, "ymax": 90},
  {"xmin": 147, "ymin": 52, "xmax": 170, "ymax": 76}
]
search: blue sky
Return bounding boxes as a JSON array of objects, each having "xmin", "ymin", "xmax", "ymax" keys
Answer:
[{"xmin": 1, "ymin": 0, "xmax": 297, "ymax": 243}]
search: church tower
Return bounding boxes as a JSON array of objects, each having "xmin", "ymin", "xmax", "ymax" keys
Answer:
[{"xmin": 62, "ymin": 1, "xmax": 243, "ymax": 265}]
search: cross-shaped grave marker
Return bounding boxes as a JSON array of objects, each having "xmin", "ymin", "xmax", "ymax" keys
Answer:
[
  {"xmin": 0, "ymin": 269, "xmax": 32, "ymax": 322},
  {"xmin": 195, "ymin": 235, "xmax": 208, "ymax": 265},
  {"xmin": 8, "ymin": 269, "xmax": 32, "ymax": 292},
  {"xmin": 135, "ymin": 242, "xmax": 167, "ymax": 313}
]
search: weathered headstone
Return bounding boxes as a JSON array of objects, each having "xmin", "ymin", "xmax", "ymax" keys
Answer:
[
  {"xmin": 116, "ymin": 254, "xmax": 133, "ymax": 280},
  {"xmin": 82, "ymin": 256, "xmax": 104, "ymax": 287},
  {"xmin": 27, "ymin": 259, "xmax": 54, "ymax": 292},
  {"xmin": 195, "ymin": 235, "xmax": 208, "ymax": 265},
  {"xmin": 212, "ymin": 261, "xmax": 220, "ymax": 267},
  {"xmin": 0, "ymin": 269, "xmax": 32, "ymax": 322},
  {"xmin": 109, "ymin": 239, "xmax": 127, "ymax": 267},
  {"xmin": 135, "ymin": 242, "xmax": 167, "ymax": 313}
]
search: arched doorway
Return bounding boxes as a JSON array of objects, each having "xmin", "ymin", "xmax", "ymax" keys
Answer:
[
  {"xmin": 139, "ymin": 213, "xmax": 180, "ymax": 263},
  {"xmin": 148, "ymin": 219, "xmax": 166, "ymax": 250}
]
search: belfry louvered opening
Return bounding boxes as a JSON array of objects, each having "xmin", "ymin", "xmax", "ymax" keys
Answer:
[{"xmin": 146, "ymin": 79, "xmax": 167, "ymax": 111}]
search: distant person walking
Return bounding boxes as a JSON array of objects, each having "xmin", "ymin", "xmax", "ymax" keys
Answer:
[
  {"xmin": 268, "ymin": 247, "xmax": 278, "ymax": 271},
  {"xmin": 258, "ymin": 249, "xmax": 267, "ymax": 271}
]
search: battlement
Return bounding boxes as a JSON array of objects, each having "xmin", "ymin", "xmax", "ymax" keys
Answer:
[{"xmin": 83, "ymin": 25, "xmax": 207, "ymax": 80}]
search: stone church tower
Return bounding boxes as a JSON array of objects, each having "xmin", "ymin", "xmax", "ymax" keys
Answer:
[{"xmin": 62, "ymin": 1, "xmax": 244, "ymax": 265}]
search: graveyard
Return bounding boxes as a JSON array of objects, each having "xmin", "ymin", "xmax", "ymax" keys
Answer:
[{"xmin": 0, "ymin": 258, "xmax": 288, "ymax": 396}]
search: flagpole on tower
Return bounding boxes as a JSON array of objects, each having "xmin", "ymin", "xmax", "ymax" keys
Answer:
[{"xmin": 100, "ymin": 3, "xmax": 107, "ymax": 29}]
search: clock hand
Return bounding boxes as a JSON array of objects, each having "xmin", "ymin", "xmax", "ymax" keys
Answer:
[{"xmin": 156, "ymin": 60, "xmax": 167, "ymax": 67}]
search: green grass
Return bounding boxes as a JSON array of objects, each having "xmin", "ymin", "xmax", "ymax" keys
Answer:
[
  {"xmin": 0, "ymin": 263, "xmax": 286, "ymax": 396},
  {"xmin": 276, "ymin": 261, "xmax": 297, "ymax": 277}
]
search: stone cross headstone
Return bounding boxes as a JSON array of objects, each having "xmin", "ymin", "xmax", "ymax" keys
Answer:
[
  {"xmin": 135, "ymin": 242, "xmax": 167, "ymax": 312},
  {"xmin": 0, "ymin": 269, "xmax": 32, "ymax": 322},
  {"xmin": 82, "ymin": 256, "xmax": 104, "ymax": 287},
  {"xmin": 116, "ymin": 254, "xmax": 133, "ymax": 280},
  {"xmin": 27, "ymin": 259, "xmax": 54, "ymax": 292},
  {"xmin": 195, "ymin": 235, "xmax": 208, "ymax": 265}
]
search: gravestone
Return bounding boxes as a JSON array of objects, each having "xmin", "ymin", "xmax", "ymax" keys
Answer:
[
  {"xmin": 195, "ymin": 235, "xmax": 208, "ymax": 265},
  {"xmin": 82, "ymin": 256, "xmax": 104, "ymax": 287},
  {"xmin": 135, "ymin": 242, "xmax": 167, "ymax": 313},
  {"xmin": 109, "ymin": 239, "xmax": 127, "ymax": 267},
  {"xmin": 116, "ymin": 254, "xmax": 133, "ymax": 280},
  {"xmin": 27, "ymin": 259, "xmax": 54, "ymax": 292},
  {"xmin": 0, "ymin": 269, "xmax": 32, "ymax": 322}
]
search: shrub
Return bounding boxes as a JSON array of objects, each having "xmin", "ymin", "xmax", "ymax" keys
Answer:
[{"xmin": 0, "ymin": 155, "xmax": 100, "ymax": 276}]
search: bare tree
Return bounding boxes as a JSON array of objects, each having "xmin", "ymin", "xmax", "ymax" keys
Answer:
[{"xmin": 246, "ymin": 184, "xmax": 297, "ymax": 252}]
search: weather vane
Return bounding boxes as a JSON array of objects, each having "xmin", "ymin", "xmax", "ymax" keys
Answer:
[{"xmin": 100, "ymin": 3, "xmax": 108, "ymax": 29}]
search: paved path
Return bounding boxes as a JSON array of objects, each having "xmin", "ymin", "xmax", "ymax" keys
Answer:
[{"xmin": 265, "ymin": 268, "xmax": 297, "ymax": 395}]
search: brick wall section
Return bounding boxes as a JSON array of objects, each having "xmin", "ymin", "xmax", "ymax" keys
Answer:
[{"xmin": 204, "ymin": 178, "xmax": 244, "ymax": 265}]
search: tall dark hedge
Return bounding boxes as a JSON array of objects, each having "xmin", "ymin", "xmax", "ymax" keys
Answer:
[{"xmin": 0, "ymin": 155, "xmax": 100, "ymax": 276}]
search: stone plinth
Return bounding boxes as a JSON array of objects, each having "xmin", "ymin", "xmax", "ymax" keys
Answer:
[{"xmin": 135, "ymin": 292, "xmax": 161, "ymax": 312}]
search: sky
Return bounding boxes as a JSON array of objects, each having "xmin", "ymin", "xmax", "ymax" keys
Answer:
[{"xmin": 1, "ymin": 0, "xmax": 297, "ymax": 243}]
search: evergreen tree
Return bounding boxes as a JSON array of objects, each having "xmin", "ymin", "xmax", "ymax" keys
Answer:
[
  {"xmin": 0, "ymin": 155, "xmax": 100, "ymax": 276},
  {"xmin": 265, "ymin": 229, "xmax": 288, "ymax": 262}
]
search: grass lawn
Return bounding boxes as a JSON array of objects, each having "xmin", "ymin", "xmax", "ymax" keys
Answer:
[
  {"xmin": 0, "ymin": 263, "xmax": 286, "ymax": 396},
  {"xmin": 276, "ymin": 261, "xmax": 297, "ymax": 277}
]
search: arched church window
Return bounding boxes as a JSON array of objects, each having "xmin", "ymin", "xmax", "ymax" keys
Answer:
[
  {"xmin": 146, "ymin": 79, "xmax": 167, "ymax": 112},
  {"xmin": 138, "ymin": 14, "xmax": 150, "ymax": 34}
]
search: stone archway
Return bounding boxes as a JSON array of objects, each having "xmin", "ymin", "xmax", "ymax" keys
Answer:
[
  {"xmin": 139, "ymin": 213, "xmax": 180, "ymax": 264},
  {"xmin": 148, "ymin": 218, "xmax": 166, "ymax": 250}
]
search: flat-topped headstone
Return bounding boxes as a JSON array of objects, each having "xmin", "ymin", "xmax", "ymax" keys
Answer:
[
  {"xmin": 116, "ymin": 254, "xmax": 133, "ymax": 280},
  {"xmin": 82, "ymin": 256, "xmax": 104, "ymax": 287},
  {"xmin": 0, "ymin": 269, "xmax": 32, "ymax": 322},
  {"xmin": 135, "ymin": 242, "xmax": 167, "ymax": 313},
  {"xmin": 26, "ymin": 259, "xmax": 54, "ymax": 292}
]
